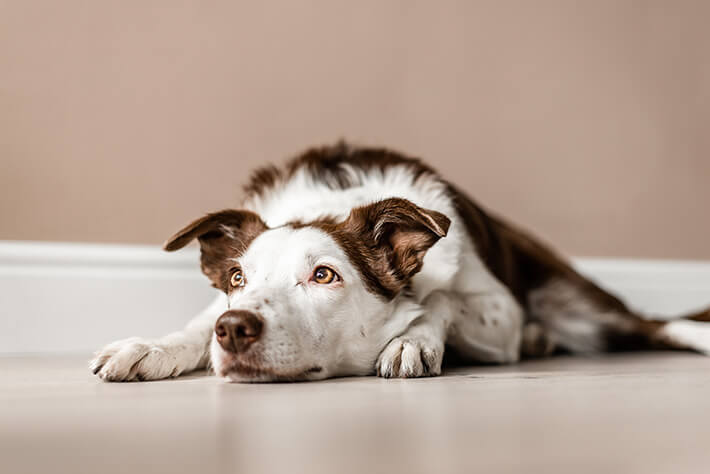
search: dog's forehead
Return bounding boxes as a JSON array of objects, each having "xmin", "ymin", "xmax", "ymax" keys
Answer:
[{"xmin": 240, "ymin": 225, "xmax": 345, "ymax": 267}]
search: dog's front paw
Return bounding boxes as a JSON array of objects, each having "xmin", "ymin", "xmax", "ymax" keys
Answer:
[
  {"xmin": 89, "ymin": 337, "xmax": 180, "ymax": 382},
  {"xmin": 376, "ymin": 337, "xmax": 443, "ymax": 378}
]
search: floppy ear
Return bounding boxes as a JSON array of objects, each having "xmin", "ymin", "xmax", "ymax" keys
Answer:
[
  {"xmin": 343, "ymin": 198, "xmax": 450, "ymax": 290},
  {"xmin": 164, "ymin": 209, "xmax": 267, "ymax": 289}
]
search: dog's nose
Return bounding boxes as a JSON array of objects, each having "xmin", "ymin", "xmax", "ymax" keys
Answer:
[{"xmin": 215, "ymin": 310, "xmax": 264, "ymax": 353}]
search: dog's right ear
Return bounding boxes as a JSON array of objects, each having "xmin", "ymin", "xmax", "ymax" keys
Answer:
[{"xmin": 164, "ymin": 210, "xmax": 268, "ymax": 289}]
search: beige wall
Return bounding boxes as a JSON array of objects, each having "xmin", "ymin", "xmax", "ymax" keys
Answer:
[{"xmin": 1, "ymin": 1, "xmax": 709, "ymax": 259}]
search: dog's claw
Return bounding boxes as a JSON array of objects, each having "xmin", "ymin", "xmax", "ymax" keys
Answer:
[
  {"xmin": 376, "ymin": 337, "xmax": 443, "ymax": 378},
  {"xmin": 89, "ymin": 338, "xmax": 182, "ymax": 382}
]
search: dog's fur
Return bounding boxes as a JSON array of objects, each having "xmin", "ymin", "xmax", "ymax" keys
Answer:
[{"xmin": 90, "ymin": 143, "xmax": 710, "ymax": 382}]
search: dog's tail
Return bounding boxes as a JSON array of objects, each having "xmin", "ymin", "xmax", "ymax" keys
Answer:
[{"xmin": 653, "ymin": 307, "xmax": 710, "ymax": 355}]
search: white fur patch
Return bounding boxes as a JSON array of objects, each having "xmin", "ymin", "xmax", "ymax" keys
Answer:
[{"xmin": 661, "ymin": 320, "xmax": 710, "ymax": 355}]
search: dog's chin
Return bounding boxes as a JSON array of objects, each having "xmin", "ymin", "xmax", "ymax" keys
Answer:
[{"xmin": 214, "ymin": 354, "xmax": 325, "ymax": 383}]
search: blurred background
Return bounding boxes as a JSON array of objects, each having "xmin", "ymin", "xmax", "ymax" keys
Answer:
[{"xmin": 1, "ymin": 1, "xmax": 709, "ymax": 258}]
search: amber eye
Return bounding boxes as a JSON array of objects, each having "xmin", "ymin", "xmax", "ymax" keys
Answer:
[
  {"xmin": 230, "ymin": 268, "xmax": 245, "ymax": 288},
  {"xmin": 312, "ymin": 266, "xmax": 338, "ymax": 284}
]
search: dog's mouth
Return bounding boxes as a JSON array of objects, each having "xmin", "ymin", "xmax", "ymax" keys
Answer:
[
  {"xmin": 211, "ymin": 336, "xmax": 325, "ymax": 382},
  {"xmin": 218, "ymin": 358, "xmax": 323, "ymax": 382}
]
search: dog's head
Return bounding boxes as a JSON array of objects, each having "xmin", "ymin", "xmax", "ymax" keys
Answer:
[{"xmin": 165, "ymin": 198, "xmax": 450, "ymax": 382}]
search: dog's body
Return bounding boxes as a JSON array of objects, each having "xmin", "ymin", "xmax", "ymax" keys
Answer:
[{"xmin": 91, "ymin": 143, "xmax": 710, "ymax": 382}]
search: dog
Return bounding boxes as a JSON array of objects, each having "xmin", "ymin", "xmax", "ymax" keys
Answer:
[{"xmin": 90, "ymin": 142, "xmax": 710, "ymax": 382}]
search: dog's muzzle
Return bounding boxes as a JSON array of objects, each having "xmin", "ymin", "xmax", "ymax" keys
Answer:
[{"xmin": 215, "ymin": 310, "xmax": 264, "ymax": 353}]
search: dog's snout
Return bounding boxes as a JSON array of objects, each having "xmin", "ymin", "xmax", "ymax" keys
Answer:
[{"xmin": 215, "ymin": 310, "xmax": 264, "ymax": 353}]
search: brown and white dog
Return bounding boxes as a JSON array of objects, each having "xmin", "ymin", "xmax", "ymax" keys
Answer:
[{"xmin": 90, "ymin": 143, "xmax": 710, "ymax": 382}]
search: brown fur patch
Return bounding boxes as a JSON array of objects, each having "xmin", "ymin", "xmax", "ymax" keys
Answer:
[
  {"xmin": 164, "ymin": 210, "xmax": 268, "ymax": 290},
  {"xmin": 242, "ymin": 165, "xmax": 283, "ymax": 198},
  {"xmin": 448, "ymin": 183, "xmax": 635, "ymax": 310},
  {"xmin": 685, "ymin": 308, "xmax": 710, "ymax": 322},
  {"xmin": 314, "ymin": 198, "xmax": 450, "ymax": 299},
  {"xmin": 287, "ymin": 141, "xmax": 436, "ymax": 189},
  {"xmin": 242, "ymin": 141, "xmax": 438, "ymax": 199}
]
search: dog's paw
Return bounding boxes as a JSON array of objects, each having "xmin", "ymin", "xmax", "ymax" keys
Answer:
[
  {"xmin": 376, "ymin": 337, "xmax": 443, "ymax": 378},
  {"xmin": 89, "ymin": 337, "xmax": 181, "ymax": 382}
]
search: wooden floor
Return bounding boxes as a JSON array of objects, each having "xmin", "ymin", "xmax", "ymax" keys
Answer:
[{"xmin": 1, "ymin": 353, "xmax": 709, "ymax": 474}]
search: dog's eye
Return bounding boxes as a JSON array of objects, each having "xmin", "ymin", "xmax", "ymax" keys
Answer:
[
  {"xmin": 312, "ymin": 266, "xmax": 338, "ymax": 285},
  {"xmin": 230, "ymin": 268, "xmax": 245, "ymax": 288}
]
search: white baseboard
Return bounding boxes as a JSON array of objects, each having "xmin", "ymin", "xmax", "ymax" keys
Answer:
[
  {"xmin": 0, "ymin": 241, "xmax": 218, "ymax": 354},
  {"xmin": 1, "ymin": 241, "xmax": 709, "ymax": 354}
]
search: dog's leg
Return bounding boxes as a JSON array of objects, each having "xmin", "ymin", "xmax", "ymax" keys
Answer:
[
  {"xmin": 520, "ymin": 321, "xmax": 557, "ymax": 358},
  {"xmin": 376, "ymin": 292, "xmax": 451, "ymax": 378},
  {"xmin": 528, "ymin": 278, "xmax": 710, "ymax": 356},
  {"xmin": 526, "ymin": 278, "xmax": 664, "ymax": 354},
  {"xmin": 89, "ymin": 293, "xmax": 226, "ymax": 382},
  {"xmin": 376, "ymin": 289, "xmax": 523, "ymax": 377},
  {"xmin": 445, "ymin": 291, "xmax": 524, "ymax": 364}
]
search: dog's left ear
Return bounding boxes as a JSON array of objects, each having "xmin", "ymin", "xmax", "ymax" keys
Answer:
[
  {"xmin": 344, "ymin": 198, "xmax": 451, "ymax": 282},
  {"xmin": 163, "ymin": 209, "xmax": 267, "ymax": 289}
]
